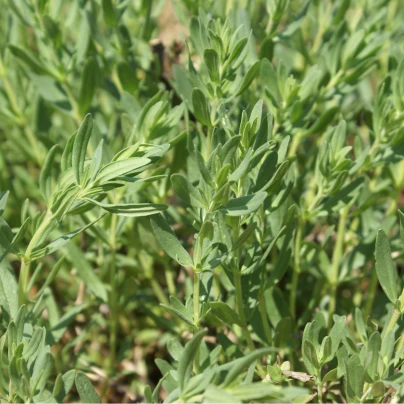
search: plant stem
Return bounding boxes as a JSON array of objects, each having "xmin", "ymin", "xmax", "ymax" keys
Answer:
[
  {"xmin": 383, "ymin": 289, "xmax": 404, "ymax": 339},
  {"xmin": 108, "ymin": 214, "xmax": 118, "ymax": 374},
  {"xmin": 317, "ymin": 369, "xmax": 323, "ymax": 403},
  {"xmin": 193, "ymin": 271, "xmax": 201, "ymax": 328},
  {"xmin": 328, "ymin": 205, "xmax": 349, "ymax": 323},
  {"xmin": 288, "ymin": 130, "xmax": 302, "ymax": 157},
  {"xmin": 18, "ymin": 211, "xmax": 54, "ymax": 304},
  {"xmin": 290, "ymin": 219, "xmax": 303, "ymax": 319}
]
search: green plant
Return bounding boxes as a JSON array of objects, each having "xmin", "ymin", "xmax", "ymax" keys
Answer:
[{"xmin": 0, "ymin": 0, "xmax": 403, "ymax": 403}]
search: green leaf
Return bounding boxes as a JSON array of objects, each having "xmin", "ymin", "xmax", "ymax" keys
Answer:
[
  {"xmin": 232, "ymin": 222, "xmax": 257, "ymax": 251},
  {"xmin": 199, "ymin": 220, "xmax": 214, "ymax": 242},
  {"xmin": 399, "ymin": 210, "xmax": 404, "ymax": 246},
  {"xmin": 329, "ymin": 316, "xmax": 346, "ymax": 357},
  {"xmin": 78, "ymin": 57, "xmax": 97, "ymax": 116},
  {"xmin": 192, "ymin": 88, "xmax": 211, "ymax": 127},
  {"xmin": 210, "ymin": 302, "xmax": 242, "ymax": 326},
  {"xmin": 225, "ymin": 37, "xmax": 248, "ymax": 71},
  {"xmin": 303, "ymin": 340, "xmax": 319, "ymax": 370},
  {"xmin": 365, "ymin": 331, "xmax": 381, "ymax": 382},
  {"xmin": 204, "ymin": 49, "xmax": 220, "ymax": 83},
  {"xmin": 102, "ymin": 0, "xmax": 117, "ymax": 26},
  {"xmin": 63, "ymin": 242, "xmax": 108, "ymax": 302},
  {"xmin": 355, "ymin": 308, "xmax": 367, "ymax": 343},
  {"xmin": 195, "ymin": 151, "xmax": 214, "ymax": 186},
  {"xmin": 150, "ymin": 214, "xmax": 193, "ymax": 267},
  {"xmin": 321, "ymin": 336, "xmax": 333, "ymax": 363},
  {"xmin": 8, "ymin": 44, "xmax": 51, "ymax": 76},
  {"xmin": 219, "ymin": 192, "xmax": 266, "ymax": 216},
  {"xmin": 0, "ymin": 192, "xmax": 8, "ymax": 216},
  {"xmin": 84, "ymin": 199, "xmax": 167, "ymax": 217},
  {"xmin": 75, "ymin": 371, "xmax": 101, "ymax": 403},
  {"xmin": 223, "ymin": 348, "xmax": 273, "ymax": 386},
  {"xmin": 229, "ymin": 149, "xmax": 251, "ymax": 183},
  {"xmin": 144, "ymin": 385, "xmax": 153, "ymax": 404},
  {"xmin": 48, "ymin": 304, "xmax": 84, "ymax": 344},
  {"xmin": 117, "ymin": 62, "xmax": 138, "ymax": 94},
  {"xmin": 72, "ymin": 114, "xmax": 93, "ymax": 185},
  {"xmin": 345, "ymin": 354, "xmax": 364, "ymax": 400},
  {"xmin": 160, "ymin": 304, "xmax": 194, "ymax": 326},
  {"xmin": 177, "ymin": 330, "xmax": 207, "ymax": 392},
  {"xmin": 254, "ymin": 151, "xmax": 277, "ymax": 191},
  {"xmin": 32, "ymin": 351, "xmax": 54, "ymax": 393},
  {"xmin": 22, "ymin": 328, "xmax": 45, "ymax": 360},
  {"xmin": 39, "ymin": 144, "xmax": 59, "ymax": 204},
  {"xmin": 171, "ymin": 174, "xmax": 206, "ymax": 208},
  {"xmin": 375, "ymin": 230, "xmax": 398, "ymax": 303},
  {"xmin": 236, "ymin": 61, "xmax": 261, "ymax": 96},
  {"xmin": 93, "ymin": 157, "xmax": 150, "ymax": 185}
]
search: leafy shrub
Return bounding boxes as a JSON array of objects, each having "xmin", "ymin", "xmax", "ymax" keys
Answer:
[{"xmin": 0, "ymin": 0, "xmax": 403, "ymax": 402}]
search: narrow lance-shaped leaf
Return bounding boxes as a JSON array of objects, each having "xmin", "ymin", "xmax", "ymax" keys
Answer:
[
  {"xmin": 93, "ymin": 157, "xmax": 150, "ymax": 185},
  {"xmin": 229, "ymin": 149, "xmax": 251, "ymax": 183},
  {"xmin": 177, "ymin": 330, "xmax": 207, "ymax": 392},
  {"xmin": 219, "ymin": 192, "xmax": 267, "ymax": 217},
  {"xmin": 78, "ymin": 57, "xmax": 97, "ymax": 117},
  {"xmin": 171, "ymin": 174, "xmax": 206, "ymax": 208},
  {"xmin": 0, "ymin": 192, "xmax": 9, "ymax": 216},
  {"xmin": 85, "ymin": 198, "xmax": 167, "ymax": 217},
  {"xmin": 192, "ymin": 88, "xmax": 211, "ymax": 127},
  {"xmin": 39, "ymin": 144, "xmax": 59, "ymax": 204},
  {"xmin": 150, "ymin": 214, "xmax": 193, "ymax": 267},
  {"xmin": 210, "ymin": 302, "xmax": 242, "ymax": 326},
  {"xmin": 72, "ymin": 114, "xmax": 93, "ymax": 185},
  {"xmin": 236, "ymin": 60, "xmax": 261, "ymax": 96},
  {"xmin": 204, "ymin": 49, "xmax": 220, "ymax": 83},
  {"xmin": 195, "ymin": 151, "xmax": 214, "ymax": 186},
  {"xmin": 223, "ymin": 348, "xmax": 273, "ymax": 386},
  {"xmin": 399, "ymin": 210, "xmax": 404, "ymax": 246},
  {"xmin": 101, "ymin": 0, "xmax": 117, "ymax": 26},
  {"xmin": 30, "ymin": 214, "xmax": 106, "ymax": 260},
  {"xmin": 375, "ymin": 229, "xmax": 398, "ymax": 303}
]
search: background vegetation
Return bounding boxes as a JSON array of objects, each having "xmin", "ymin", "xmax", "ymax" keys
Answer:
[{"xmin": 0, "ymin": 0, "xmax": 403, "ymax": 402}]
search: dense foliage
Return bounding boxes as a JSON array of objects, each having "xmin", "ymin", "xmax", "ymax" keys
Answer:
[{"xmin": 0, "ymin": 0, "xmax": 403, "ymax": 402}]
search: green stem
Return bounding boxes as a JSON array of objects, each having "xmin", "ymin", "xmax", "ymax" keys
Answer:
[
  {"xmin": 108, "ymin": 214, "xmax": 118, "ymax": 373},
  {"xmin": 328, "ymin": 205, "xmax": 349, "ymax": 323},
  {"xmin": 384, "ymin": 309, "xmax": 401, "ymax": 339},
  {"xmin": 383, "ymin": 289, "xmax": 404, "ymax": 339},
  {"xmin": 317, "ymin": 369, "xmax": 323, "ymax": 403},
  {"xmin": 288, "ymin": 130, "xmax": 302, "ymax": 157},
  {"xmin": 290, "ymin": 219, "xmax": 303, "ymax": 319},
  {"xmin": 18, "ymin": 211, "xmax": 54, "ymax": 304},
  {"xmin": 193, "ymin": 271, "xmax": 201, "ymax": 328},
  {"xmin": 205, "ymin": 103, "xmax": 217, "ymax": 159}
]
